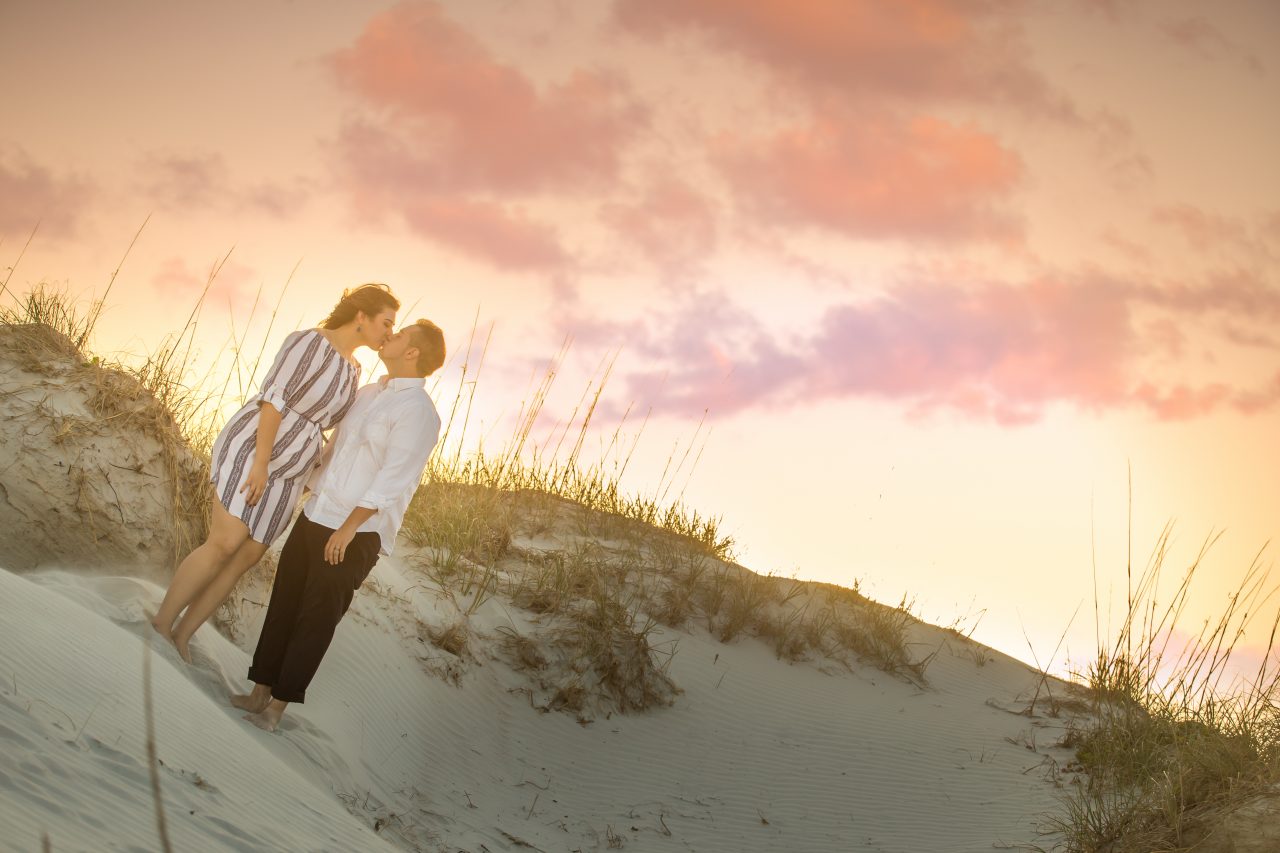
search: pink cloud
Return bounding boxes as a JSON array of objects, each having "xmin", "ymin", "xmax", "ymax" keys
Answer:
[
  {"xmin": 600, "ymin": 175, "xmax": 718, "ymax": 277},
  {"xmin": 1232, "ymin": 371, "xmax": 1280, "ymax": 415},
  {"xmin": 615, "ymin": 0, "xmax": 1073, "ymax": 116},
  {"xmin": 1222, "ymin": 324, "xmax": 1280, "ymax": 351},
  {"xmin": 399, "ymin": 196, "xmax": 570, "ymax": 272},
  {"xmin": 805, "ymin": 277, "xmax": 1134, "ymax": 418},
  {"xmin": 1161, "ymin": 16, "xmax": 1265, "ymax": 75},
  {"xmin": 1262, "ymin": 211, "xmax": 1280, "ymax": 246},
  {"xmin": 330, "ymin": 120, "xmax": 572, "ymax": 272},
  {"xmin": 1141, "ymin": 271, "xmax": 1280, "ymax": 319},
  {"xmin": 1100, "ymin": 227, "xmax": 1152, "ymax": 263},
  {"xmin": 329, "ymin": 0, "xmax": 644, "ymax": 194},
  {"xmin": 1072, "ymin": 0, "xmax": 1127, "ymax": 21},
  {"xmin": 242, "ymin": 180, "xmax": 311, "ymax": 217},
  {"xmin": 0, "ymin": 147, "xmax": 94, "ymax": 239},
  {"xmin": 1152, "ymin": 205, "xmax": 1265, "ymax": 255},
  {"xmin": 1140, "ymin": 625, "xmax": 1280, "ymax": 695},
  {"xmin": 141, "ymin": 154, "xmax": 227, "ymax": 210},
  {"xmin": 609, "ymin": 272, "xmax": 1280, "ymax": 424},
  {"xmin": 1132, "ymin": 381, "xmax": 1232, "ymax": 421},
  {"xmin": 327, "ymin": 0, "xmax": 646, "ymax": 271},
  {"xmin": 613, "ymin": 291, "xmax": 801, "ymax": 417},
  {"xmin": 151, "ymin": 256, "xmax": 258, "ymax": 314},
  {"xmin": 1090, "ymin": 110, "xmax": 1154, "ymax": 190},
  {"xmin": 716, "ymin": 110, "xmax": 1023, "ymax": 242},
  {"xmin": 139, "ymin": 152, "xmax": 310, "ymax": 217}
]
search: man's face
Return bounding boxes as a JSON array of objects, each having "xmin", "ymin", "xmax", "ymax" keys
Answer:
[{"xmin": 378, "ymin": 326, "xmax": 415, "ymax": 365}]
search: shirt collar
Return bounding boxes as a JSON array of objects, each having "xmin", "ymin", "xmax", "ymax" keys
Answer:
[{"xmin": 377, "ymin": 375, "xmax": 427, "ymax": 392}]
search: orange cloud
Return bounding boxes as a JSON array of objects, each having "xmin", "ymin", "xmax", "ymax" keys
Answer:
[{"xmin": 716, "ymin": 110, "xmax": 1023, "ymax": 241}]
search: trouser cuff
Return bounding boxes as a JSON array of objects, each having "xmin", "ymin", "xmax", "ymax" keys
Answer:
[
  {"xmin": 271, "ymin": 686, "xmax": 306, "ymax": 704},
  {"xmin": 246, "ymin": 666, "xmax": 275, "ymax": 685}
]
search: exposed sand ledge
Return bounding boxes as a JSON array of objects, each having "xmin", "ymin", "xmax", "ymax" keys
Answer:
[{"xmin": 0, "ymin": 323, "xmax": 206, "ymax": 581}]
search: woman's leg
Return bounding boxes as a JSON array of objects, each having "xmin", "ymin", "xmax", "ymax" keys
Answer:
[
  {"xmin": 170, "ymin": 536, "xmax": 269, "ymax": 662},
  {"xmin": 151, "ymin": 501, "xmax": 250, "ymax": 641}
]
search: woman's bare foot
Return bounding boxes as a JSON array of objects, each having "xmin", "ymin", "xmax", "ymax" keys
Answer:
[
  {"xmin": 230, "ymin": 684, "xmax": 272, "ymax": 713},
  {"xmin": 147, "ymin": 610, "xmax": 174, "ymax": 642},
  {"xmin": 243, "ymin": 699, "xmax": 288, "ymax": 732},
  {"xmin": 172, "ymin": 633, "xmax": 193, "ymax": 665}
]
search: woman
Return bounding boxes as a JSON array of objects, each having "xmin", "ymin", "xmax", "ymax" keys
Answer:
[{"xmin": 151, "ymin": 283, "xmax": 400, "ymax": 662}]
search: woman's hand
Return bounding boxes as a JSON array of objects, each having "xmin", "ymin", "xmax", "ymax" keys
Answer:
[{"xmin": 240, "ymin": 460, "xmax": 269, "ymax": 506}]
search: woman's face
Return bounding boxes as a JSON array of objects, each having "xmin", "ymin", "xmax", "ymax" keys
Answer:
[{"xmin": 360, "ymin": 309, "xmax": 397, "ymax": 350}]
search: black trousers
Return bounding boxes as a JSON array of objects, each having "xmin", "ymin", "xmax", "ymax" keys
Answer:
[{"xmin": 247, "ymin": 512, "xmax": 380, "ymax": 703}]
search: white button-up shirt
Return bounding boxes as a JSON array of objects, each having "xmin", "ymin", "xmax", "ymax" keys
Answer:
[{"xmin": 303, "ymin": 376, "xmax": 440, "ymax": 556}]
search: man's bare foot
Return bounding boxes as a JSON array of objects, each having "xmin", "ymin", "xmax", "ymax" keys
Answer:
[
  {"xmin": 243, "ymin": 699, "xmax": 287, "ymax": 732},
  {"xmin": 230, "ymin": 684, "xmax": 272, "ymax": 713}
]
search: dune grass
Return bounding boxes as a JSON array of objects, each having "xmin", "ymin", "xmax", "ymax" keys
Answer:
[
  {"xmin": 398, "ymin": 479, "xmax": 938, "ymax": 716},
  {"xmin": 1045, "ymin": 526, "xmax": 1279, "ymax": 851}
]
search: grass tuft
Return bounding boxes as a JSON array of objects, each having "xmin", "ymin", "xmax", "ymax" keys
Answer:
[{"xmin": 1045, "ymin": 527, "xmax": 1279, "ymax": 851}]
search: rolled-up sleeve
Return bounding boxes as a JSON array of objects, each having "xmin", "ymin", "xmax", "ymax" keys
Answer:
[
  {"xmin": 356, "ymin": 401, "xmax": 441, "ymax": 512},
  {"xmin": 257, "ymin": 330, "xmax": 312, "ymax": 413}
]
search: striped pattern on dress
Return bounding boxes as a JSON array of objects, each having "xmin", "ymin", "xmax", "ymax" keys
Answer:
[{"xmin": 209, "ymin": 329, "xmax": 360, "ymax": 545}]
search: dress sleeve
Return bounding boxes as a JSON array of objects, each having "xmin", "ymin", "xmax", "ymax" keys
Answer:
[{"xmin": 257, "ymin": 331, "xmax": 314, "ymax": 413}]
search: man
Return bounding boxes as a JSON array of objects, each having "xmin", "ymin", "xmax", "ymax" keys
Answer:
[{"xmin": 231, "ymin": 318, "xmax": 445, "ymax": 732}]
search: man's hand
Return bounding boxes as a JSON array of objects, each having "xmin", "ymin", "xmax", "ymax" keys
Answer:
[
  {"xmin": 240, "ymin": 460, "xmax": 269, "ymax": 506},
  {"xmin": 325, "ymin": 525, "xmax": 358, "ymax": 565}
]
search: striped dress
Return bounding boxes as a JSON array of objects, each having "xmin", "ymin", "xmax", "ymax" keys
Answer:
[{"xmin": 209, "ymin": 329, "xmax": 360, "ymax": 544}]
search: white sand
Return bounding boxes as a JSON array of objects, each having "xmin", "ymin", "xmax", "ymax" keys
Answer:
[{"xmin": 0, "ymin": 550, "xmax": 1084, "ymax": 853}]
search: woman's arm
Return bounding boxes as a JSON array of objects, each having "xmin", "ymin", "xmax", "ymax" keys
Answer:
[
  {"xmin": 240, "ymin": 401, "xmax": 282, "ymax": 506},
  {"xmin": 239, "ymin": 330, "xmax": 313, "ymax": 506}
]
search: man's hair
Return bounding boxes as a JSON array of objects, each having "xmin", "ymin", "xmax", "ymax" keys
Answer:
[{"xmin": 406, "ymin": 319, "xmax": 445, "ymax": 377}]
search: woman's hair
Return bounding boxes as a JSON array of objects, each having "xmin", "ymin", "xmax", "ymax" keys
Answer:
[
  {"xmin": 321, "ymin": 283, "xmax": 400, "ymax": 330},
  {"xmin": 406, "ymin": 319, "xmax": 446, "ymax": 377}
]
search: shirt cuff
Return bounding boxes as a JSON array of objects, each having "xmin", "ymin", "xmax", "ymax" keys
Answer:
[{"xmin": 356, "ymin": 495, "xmax": 390, "ymax": 513}]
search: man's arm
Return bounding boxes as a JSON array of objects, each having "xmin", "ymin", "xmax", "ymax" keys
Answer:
[
  {"xmin": 323, "ymin": 506, "xmax": 378, "ymax": 565},
  {"xmin": 325, "ymin": 398, "xmax": 440, "ymax": 564},
  {"xmin": 355, "ymin": 403, "xmax": 440, "ymax": 517}
]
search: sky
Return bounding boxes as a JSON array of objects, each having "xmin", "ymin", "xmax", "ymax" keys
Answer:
[{"xmin": 3, "ymin": 0, "xmax": 1278, "ymax": 683}]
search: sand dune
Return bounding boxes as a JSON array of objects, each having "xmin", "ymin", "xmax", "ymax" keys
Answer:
[{"xmin": 0, "ymin": 548, "xmax": 1085, "ymax": 853}]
